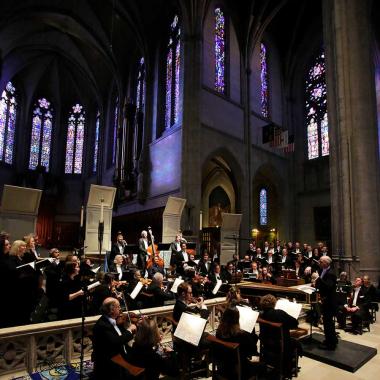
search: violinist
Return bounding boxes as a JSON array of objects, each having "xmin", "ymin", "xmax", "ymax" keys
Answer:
[
  {"xmin": 110, "ymin": 233, "xmax": 127, "ymax": 264},
  {"xmin": 146, "ymin": 273, "xmax": 174, "ymax": 307},
  {"xmin": 109, "ymin": 254, "xmax": 129, "ymax": 282},
  {"xmin": 90, "ymin": 273, "xmax": 115, "ymax": 315},
  {"xmin": 138, "ymin": 230, "xmax": 149, "ymax": 270},
  {"xmin": 92, "ymin": 297, "xmax": 137, "ymax": 380}
]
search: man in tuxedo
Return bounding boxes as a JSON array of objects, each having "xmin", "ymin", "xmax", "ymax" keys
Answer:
[
  {"xmin": 197, "ymin": 252, "xmax": 212, "ymax": 276},
  {"xmin": 138, "ymin": 230, "xmax": 149, "ymax": 271},
  {"xmin": 316, "ymin": 256, "xmax": 338, "ymax": 350},
  {"xmin": 174, "ymin": 242, "xmax": 190, "ymax": 275},
  {"xmin": 110, "ymin": 233, "xmax": 127, "ymax": 264},
  {"xmin": 92, "ymin": 298, "xmax": 137, "ymax": 380}
]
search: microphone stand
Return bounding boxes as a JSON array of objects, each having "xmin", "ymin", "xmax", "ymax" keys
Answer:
[
  {"xmin": 98, "ymin": 221, "xmax": 104, "ymax": 266},
  {"xmin": 79, "ymin": 286, "xmax": 88, "ymax": 380}
]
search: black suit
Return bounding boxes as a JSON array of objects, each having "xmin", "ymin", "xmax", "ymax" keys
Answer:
[
  {"xmin": 197, "ymin": 260, "xmax": 212, "ymax": 276},
  {"xmin": 138, "ymin": 238, "xmax": 149, "ymax": 271},
  {"xmin": 173, "ymin": 299, "xmax": 209, "ymax": 324},
  {"xmin": 92, "ymin": 315, "xmax": 134, "ymax": 380},
  {"xmin": 316, "ymin": 268, "xmax": 338, "ymax": 348},
  {"xmin": 146, "ymin": 283, "xmax": 174, "ymax": 307},
  {"xmin": 110, "ymin": 242, "xmax": 125, "ymax": 264}
]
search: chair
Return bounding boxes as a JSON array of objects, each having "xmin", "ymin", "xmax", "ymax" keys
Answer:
[
  {"xmin": 111, "ymin": 354, "xmax": 145, "ymax": 378},
  {"xmin": 207, "ymin": 334, "xmax": 241, "ymax": 380},
  {"xmin": 369, "ymin": 302, "xmax": 378, "ymax": 322}
]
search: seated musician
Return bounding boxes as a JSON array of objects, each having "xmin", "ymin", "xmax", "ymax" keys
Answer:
[
  {"xmin": 90, "ymin": 272, "xmax": 117, "ymax": 315},
  {"xmin": 260, "ymin": 294, "xmax": 300, "ymax": 378},
  {"xmin": 183, "ymin": 253, "xmax": 197, "ymax": 276},
  {"xmin": 238, "ymin": 255, "xmax": 252, "ymax": 272},
  {"xmin": 109, "ymin": 254, "xmax": 129, "ymax": 282},
  {"xmin": 92, "ymin": 298, "xmax": 137, "ymax": 380},
  {"xmin": 294, "ymin": 257, "xmax": 305, "ymax": 279},
  {"xmin": 147, "ymin": 255, "xmax": 165, "ymax": 278},
  {"xmin": 247, "ymin": 261, "xmax": 259, "ymax": 278},
  {"xmin": 216, "ymin": 306, "xmax": 259, "ymax": 379},
  {"xmin": 146, "ymin": 273, "xmax": 174, "ymax": 307},
  {"xmin": 336, "ymin": 271, "xmax": 352, "ymax": 293},
  {"xmin": 362, "ymin": 275, "xmax": 377, "ymax": 303},
  {"xmin": 197, "ymin": 251, "xmax": 213, "ymax": 276},
  {"xmin": 173, "ymin": 282, "xmax": 209, "ymax": 324},
  {"xmin": 175, "ymin": 242, "xmax": 190, "ymax": 275},
  {"xmin": 227, "ymin": 253, "xmax": 240, "ymax": 271},
  {"xmin": 258, "ymin": 266, "xmax": 274, "ymax": 284},
  {"xmin": 337, "ymin": 277, "xmax": 371, "ymax": 331},
  {"xmin": 128, "ymin": 317, "xmax": 179, "ymax": 380},
  {"xmin": 226, "ymin": 287, "xmax": 250, "ymax": 307},
  {"xmin": 222, "ymin": 262, "xmax": 235, "ymax": 284}
]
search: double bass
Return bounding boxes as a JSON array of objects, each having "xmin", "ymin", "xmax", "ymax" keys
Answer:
[{"xmin": 146, "ymin": 227, "xmax": 164, "ymax": 269}]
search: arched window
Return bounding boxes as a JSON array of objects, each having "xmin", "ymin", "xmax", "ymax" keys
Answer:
[
  {"xmin": 165, "ymin": 15, "xmax": 181, "ymax": 129},
  {"xmin": 65, "ymin": 103, "xmax": 85, "ymax": 174},
  {"xmin": 93, "ymin": 111, "xmax": 100, "ymax": 173},
  {"xmin": 112, "ymin": 97, "xmax": 119, "ymax": 164},
  {"xmin": 0, "ymin": 81, "xmax": 17, "ymax": 164},
  {"xmin": 306, "ymin": 51, "xmax": 329, "ymax": 159},
  {"xmin": 259, "ymin": 188, "xmax": 268, "ymax": 226},
  {"xmin": 215, "ymin": 7, "xmax": 226, "ymax": 93},
  {"xmin": 136, "ymin": 57, "xmax": 146, "ymax": 111},
  {"xmin": 260, "ymin": 43, "xmax": 269, "ymax": 118},
  {"xmin": 29, "ymin": 98, "xmax": 53, "ymax": 171}
]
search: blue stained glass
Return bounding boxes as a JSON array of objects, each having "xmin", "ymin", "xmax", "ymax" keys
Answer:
[
  {"xmin": 260, "ymin": 43, "xmax": 269, "ymax": 118},
  {"xmin": 259, "ymin": 188, "xmax": 267, "ymax": 226},
  {"xmin": 94, "ymin": 112, "xmax": 100, "ymax": 172},
  {"xmin": 65, "ymin": 103, "xmax": 85, "ymax": 174},
  {"xmin": 215, "ymin": 8, "xmax": 225, "ymax": 93},
  {"xmin": 165, "ymin": 15, "xmax": 181, "ymax": 130},
  {"xmin": 136, "ymin": 57, "xmax": 145, "ymax": 111},
  {"xmin": 29, "ymin": 98, "xmax": 53, "ymax": 171},
  {"xmin": 112, "ymin": 99, "xmax": 118, "ymax": 164},
  {"xmin": 306, "ymin": 51, "xmax": 329, "ymax": 159},
  {"xmin": 0, "ymin": 82, "xmax": 17, "ymax": 164}
]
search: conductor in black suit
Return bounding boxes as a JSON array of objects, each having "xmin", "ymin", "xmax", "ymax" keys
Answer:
[
  {"xmin": 92, "ymin": 297, "xmax": 137, "ymax": 380},
  {"xmin": 316, "ymin": 256, "xmax": 338, "ymax": 350}
]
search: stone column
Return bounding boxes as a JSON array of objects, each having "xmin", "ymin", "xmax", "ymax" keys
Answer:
[
  {"xmin": 181, "ymin": 1, "xmax": 205, "ymax": 238},
  {"xmin": 323, "ymin": 0, "xmax": 380, "ymax": 279}
]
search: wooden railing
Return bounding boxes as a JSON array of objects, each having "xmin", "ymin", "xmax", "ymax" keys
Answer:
[{"xmin": 0, "ymin": 297, "xmax": 226, "ymax": 378}]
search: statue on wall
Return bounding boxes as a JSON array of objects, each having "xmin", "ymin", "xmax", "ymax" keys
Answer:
[{"xmin": 208, "ymin": 186, "xmax": 231, "ymax": 227}]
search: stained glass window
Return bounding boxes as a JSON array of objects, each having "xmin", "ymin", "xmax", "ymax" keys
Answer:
[
  {"xmin": 165, "ymin": 15, "xmax": 181, "ymax": 129},
  {"xmin": 112, "ymin": 98, "xmax": 119, "ymax": 164},
  {"xmin": 260, "ymin": 43, "xmax": 269, "ymax": 118},
  {"xmin": 306, "ymin": 51, "xmax": 329, "ymax": 159},
  {"xmin": 0, "ymin": 81, "xmax": 17, "ymax": 164},
  {"xmin": 93, "ymin": 111, "xmax": 100, "ymax": 172},
  {"xmin": 65, "ymin": 103, "xmax": 85, "ymax": 174},
  {"xmin": 215, "ymin": 8, "xmax": 226, "ymax": 93},
  {"xmin": 259, "ymin": 188, "xmax": 268, "ymax": 226},
  {"xmin": 136, "ymin": 57, "xmax": 146, "ymax": 111},
  {"xmin": 29, "ymin": 98, "xmax": 53, "ymax": 171}
]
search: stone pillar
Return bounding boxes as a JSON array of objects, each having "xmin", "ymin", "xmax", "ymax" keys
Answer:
[
  {"xmin": 323, "ymin": 0, "xmax": 380, "ymax": 279},
  {"xmin": 181, "ymin": 2, "xmax": 205, "ymax": 238}
]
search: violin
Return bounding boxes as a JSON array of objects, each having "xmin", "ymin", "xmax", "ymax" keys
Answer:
[{"xmin": 139, "ymin": 278, "xmax": 152, "ymax": 286}]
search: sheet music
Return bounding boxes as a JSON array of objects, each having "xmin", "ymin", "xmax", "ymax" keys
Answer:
[
  {"xmin": 212, "ymin": 279, "xmax": 223, "ymax": 295},
  {"xmin": 295, "ymin": 284, "xmax": 316, "ymax": 295},
  {"xmin": 236, "ymin": 306, "xmax": 259, "ymax": 333},
  {"xmin": 16, "ymin": 262, "xmax": 35, "ymax": 270},
  {"xmin": 170, "ymin": 278, "xmax": 184, "ymax": 293},
  {"xmin": 91, "ymin": 266, "xmax": 101, "ymax": 274},
  {"xmin": 275, "ymin": 299, "xmax": 302, "ymax": 319},
  {"xmin": 87, "ymin": 281, "xmax": 101, "ymax": 291},
  {"xmin": 174, "ymin": 312, "xmax": 207, "ymax": 346},
  {"xmin": 130, "ymin": 281, "xmax": 143, "ymax": 299}
]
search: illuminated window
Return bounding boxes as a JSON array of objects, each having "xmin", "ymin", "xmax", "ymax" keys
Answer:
[
  {"xmin": 136, "ymin": 57, "xmax": 146, "ymax": 111},
  {"xmin": 65, "ymin": 103, "xmax": 85, "ymax": 174},
  {"xmin": 215, "ymin": 7, "xmax": 226, "ymax": 93},
  {"xmin": 0, "ymin": 81, "xmax": 17, "ymax": 164},
  {"xmin": 93, "ymin": 111, "xmax": 100, "ymax": 172},
  {"xmin": 165, "ymin": 15, "xmax": 181, "ymax": 129},
  {"xmin": 112, "ymin": 98, "xmax": 119, "ymax": 164},
  {"xmin": 306, "ymin": 51, "xmax": 329, "ymax": 159},
  {"xmin": 259, "ymin": 188, "xmax": 268, "ymax": 226},
  {"xmin": 29, "ymin": 98, "xmax": 53, "ymax": 171},
  {"xmin": 260, "ymin": 43, "xmax": 269, "ymax": 118}
]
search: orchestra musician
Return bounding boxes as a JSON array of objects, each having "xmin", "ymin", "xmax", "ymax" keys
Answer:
[
  {"xmin": 138, "ymin": 230, "xmax": 149, "ymax": 270},
  {"xmin": 148, "ymin": 255, "xmax": 165, "ymax": 278},
  {"xmin": 110, "ymin": 233, "xmax": 127, "ymax": 264},
  {"xmin": 109, "ymin": 254, "xmax": 129, "ymax": 282},
  {"xmin": 197, "ymin": 251, "xmax": 213, "ymax": 276},
  {"xmin": 146, "ymin": 273, "xmax": 174, "ymax": 307},
  {"xmin": 170, "ymin": 234, "xmax": 182, "ymax": 265},
  {"xmin": 23, "ymin": 233, "xmax": 39, "ymax": 262},
  {"xmin": 92, "ymin": 297, "xmax": 137, "ymax": 380}
]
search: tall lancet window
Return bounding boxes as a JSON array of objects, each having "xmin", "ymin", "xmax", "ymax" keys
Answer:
[
  {"xmin": 260, "ymin": 43, "xmax": 269, "ymax": 118},
  {"xmin": 136, "ymin": 57, "xmax": 146, "ymax": 111},
  {"xmin": 215, "ymin": 7, "xmax": 226, "ymax": 93},
  {"xmin": 112, "ymin": 97, "xmax": 119, "ymax": 164},
  {"xmin": 29, "ymin": 98, "xmax": 53, "ymax": 171},
  {"xmin": 65, "ymin": 103, "xmax": 85, "ymax": 174},
  {"xmin": 93, "ymin": 111, "xmax": 100, "ymax": 173},
  {"xmin": 306, "ymin": 51, "xmax": 329, "ymax": 159},
  {"xmin": 259, "ymin": 188, "xmax": 268, "ymax": 226},
  {"xmin": 165, "ymin": 15, "xmax": 181, "ymax": 129},
  {"xmin": 0, "ymin": 81, "xmax": 17, "ymax": 164}
]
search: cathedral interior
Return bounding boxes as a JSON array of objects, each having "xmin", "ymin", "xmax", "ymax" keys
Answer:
[{"xmin": 0, "ymin": 0, "xmax": 379, "ymax": 281}]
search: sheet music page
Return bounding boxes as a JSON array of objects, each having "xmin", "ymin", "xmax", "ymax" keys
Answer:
[
  {"xmin": 212, "ymin": 279, "xmax": 223, "ymax": 295},
  {"xmin": 170, "ymin": 278, "xmax": 184, "ymax": 293},
  {"xmin": 236, "ymin": 306, "xmax": 259, "ymax": 333},
  {"xmin": 87, "ymin": 281, "xmax": 101, "ymax": 291},
  {"xmin": 295, "ymin": 284, "xmax": 316, "ymax": 295},
  {"xmin": 174, "ymin": 312, "xmax": 207, "ymax": 346},
  {"xmin": 275, "ymin": 299, "xmax": 302, "ymax": 319},
  {"xmin": 130, "ymin": 281, "xmax": 143, "ymax": 299}
]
